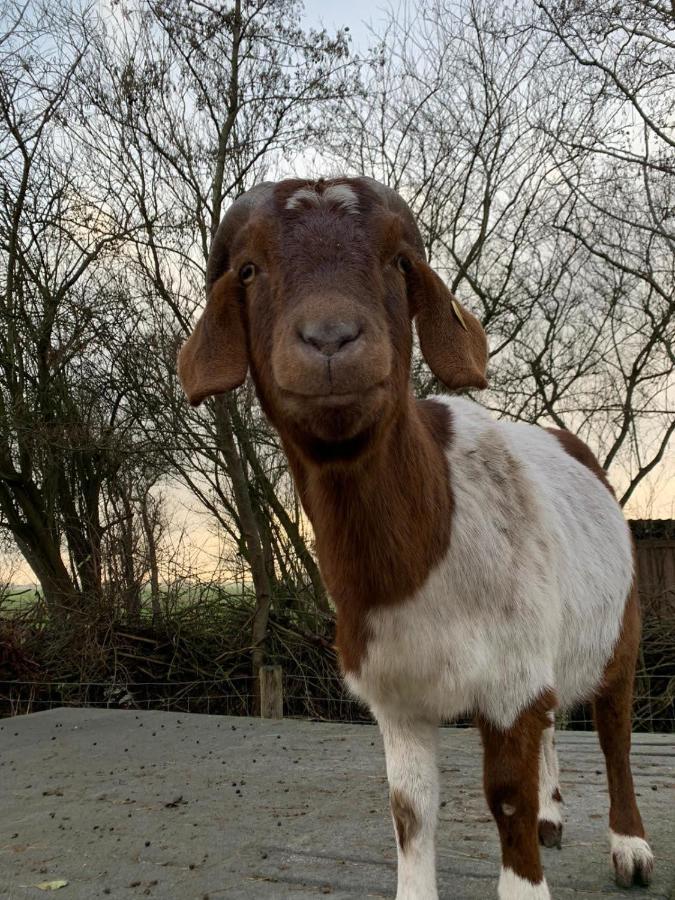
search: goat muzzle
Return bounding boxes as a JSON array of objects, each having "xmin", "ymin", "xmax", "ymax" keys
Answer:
[{"xmin": 272, "ymin": 299, "xmax": 391, "ymax": 402}]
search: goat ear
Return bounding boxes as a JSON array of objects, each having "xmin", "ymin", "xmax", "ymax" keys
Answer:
[
  {"xmin": 177, "ymin": 273, "xmax": 248, "ymax": 406},
  {"xmin": 411, "ymin": 262, "xmax": 488, "ymax": 391}
]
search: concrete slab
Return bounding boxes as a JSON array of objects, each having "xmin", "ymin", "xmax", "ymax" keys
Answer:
[{"xmin": 0, "ymin": 710, "xmax": 673, "ymax": 899}]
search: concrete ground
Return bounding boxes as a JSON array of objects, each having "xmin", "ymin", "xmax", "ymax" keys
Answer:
[{"xmin": 0, "ymin": 709, "xmax": 673, "ymax": 899}]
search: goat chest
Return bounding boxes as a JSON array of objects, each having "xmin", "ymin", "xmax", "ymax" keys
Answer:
[{"xmin": 344, "ymin": 397, "xmax": 633, "ymax": 730}]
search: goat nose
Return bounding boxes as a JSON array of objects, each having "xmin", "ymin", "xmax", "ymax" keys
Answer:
[{"xmin": 300, "ymin": 320, "xmax": 362, "ymax": 357}]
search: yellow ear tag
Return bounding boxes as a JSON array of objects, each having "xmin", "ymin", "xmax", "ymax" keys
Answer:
[{"xmin": 451, "ymin": 298, "xmax": 468, "ymax": 331}]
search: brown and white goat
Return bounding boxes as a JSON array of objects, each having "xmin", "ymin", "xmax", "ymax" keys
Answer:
[{"xmin": 178, "ymin": 177, "xmax": 654, "ymax": 899}]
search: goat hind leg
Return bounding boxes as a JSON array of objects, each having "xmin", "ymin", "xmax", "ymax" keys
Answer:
[
  {"xmin": 594, "ymin": 585, "xmax": 653, "ymax": 887},
  {"xmin": 538, "ymin": 713, "xmax": 563, "ymax": 849},
  {"xmin": 594, "ymin": 672, "xmax": 653, "ymax": 884}
]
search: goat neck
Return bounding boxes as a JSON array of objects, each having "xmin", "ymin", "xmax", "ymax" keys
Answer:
[{"xmin": 284, "ymin": 394, "xmax": 453, "ymax": 673}]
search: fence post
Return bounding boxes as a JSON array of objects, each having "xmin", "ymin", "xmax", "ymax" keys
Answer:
[{"xmin": 259, "ymin": 665, "xmax": 283, "ymax": 719}]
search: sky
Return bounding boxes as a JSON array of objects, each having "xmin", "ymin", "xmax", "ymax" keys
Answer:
[
  {"xmin": 2, "ymin": 0, "xmax": 673, "ymax": 586},
  {"xmin": 301, "ymin": 0, "xmax": 385, "ymax": 50}
]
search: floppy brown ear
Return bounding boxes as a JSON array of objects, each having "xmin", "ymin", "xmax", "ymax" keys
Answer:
[
  {"xmin": 411, "ymin": 262, "xmax": 488, "ymax": 391},
  {"xmin": 177, "ymin": 272, "xmax": 248, "ymax": 406}
]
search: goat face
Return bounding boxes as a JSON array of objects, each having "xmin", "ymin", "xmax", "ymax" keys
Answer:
[
  {"xmin": 178, "ymin": 177, "xmax": 488, "ymax": 462},
  {"xmin": 248, "ymin": 184, "xmax": 414, "ymax": 456}
]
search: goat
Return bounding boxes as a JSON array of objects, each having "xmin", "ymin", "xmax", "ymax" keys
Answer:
[{"xmin": 178, "ymin": 177, "xmax": 654, "ymax": 899}]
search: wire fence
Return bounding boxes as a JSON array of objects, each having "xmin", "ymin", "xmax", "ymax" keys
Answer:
[
  {"xmin": 1, "ymin": 584, "xmax": 672, "ymax": 731},
  {"xmin": 1, "ymin": 672, "xmax": 672, "ymax": 732}
]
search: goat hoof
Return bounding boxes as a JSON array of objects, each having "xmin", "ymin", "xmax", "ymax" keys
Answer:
[
  {"xmin": 611, "ymin": 834, "xmax": 654, "ymax": 887},
  {"xmin": 538, "ymin": 819, "xmax": 562, "ymax": 849}
]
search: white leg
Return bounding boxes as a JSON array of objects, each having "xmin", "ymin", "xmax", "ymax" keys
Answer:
[
  {"xmin": 498, "ymin": 868, "xmax": 552, "ymax": 898},
  {"xmin": 609, "ymin": 831, "xmax": 654, "ymax": 887},
  {"xmin": 538, "ymin": 715, "xmax": 563, "ymax": 848},
  {"xmin": 378, "ymin": 714, "xmax": 439, "ymax": 900}
]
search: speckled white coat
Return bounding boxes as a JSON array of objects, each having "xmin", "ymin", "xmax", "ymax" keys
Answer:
[{"xmin": 346, "ymin": 396, "xmax": 633, "ymax": 730}]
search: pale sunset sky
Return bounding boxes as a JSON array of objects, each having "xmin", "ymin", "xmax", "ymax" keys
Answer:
[{"xmin": 2, "ymin": 1, "xmax": 673, "ymax": 586}]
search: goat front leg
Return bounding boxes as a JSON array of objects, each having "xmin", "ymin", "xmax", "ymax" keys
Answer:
[
  {"xmin": 478, "ymin": 693, "xmax": 555, "ymax": 899},
  {"xmin": 377, "ymin": 714, "xmax": 440, "ymax": 900}
]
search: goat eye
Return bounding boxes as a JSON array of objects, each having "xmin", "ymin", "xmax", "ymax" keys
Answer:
[
  {"xmin": 239, "ymin": 263, "xmax": 256, "ymax": 285},
  {"xmin": 396, "ymin": 255, "xmax": 412, "ymax": 275}
]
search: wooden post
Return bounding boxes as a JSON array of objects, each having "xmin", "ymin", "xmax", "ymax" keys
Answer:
[{"xmin": 259, "ymin": 665, "xmax": 283, "ymax": 719}]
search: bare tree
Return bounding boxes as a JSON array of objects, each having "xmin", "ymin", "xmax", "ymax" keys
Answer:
[
  {"xmin": 81, "ymin": 0, "xmax": 355, "ymax": 673},
  {"xmin": 530, "ymin": 0, "xmax": 675, "ymax": 504},
  {"xmin": 1, "ymin": 0, "xmax": 671, "ymax": 688},
  {"xmin": 0, "ymin": 1, "xmax": 152, "ymax": 613}
]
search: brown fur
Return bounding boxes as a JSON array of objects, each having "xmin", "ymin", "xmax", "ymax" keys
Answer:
[
  {"xmin": 178, "ymin": 178, "xmax": 653, "ymax": 888},
  {"xmin": 285, "ymin": 397, "xmax": 453, "ymax": 673},
  {"xmin": 178, "ymin": 177, "xmax": 487, "ymax": 443},
  {"xmin": 178, "ymin": 272, "xmax": 248, "ymax": 405},
  {"xmin": 595, "ymin": 586, "xmax": 647, "ymax": 800},
  {"xmin": 390, "ymin": 788, "xmax": 420, "ymax": 853},
  {"xmin": 477, "ymin": 689, "xmax": 557, "ymax": 885},
  {"xmin": 412, "ymin": 263, "xmax": 488, "ymax": 391},
  {"xmin": 595, "ymin": 582, "xmax": 652, "ymax": 885}
]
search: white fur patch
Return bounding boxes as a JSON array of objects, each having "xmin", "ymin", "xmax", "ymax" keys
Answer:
[
  {"xmin": 610, "ymin": 831, "xmax": 654, "ymax": 881},
  {"xmin": 348, "ymin": 396, "xmax": 633, "ymax": 730},
  {"xmin": 538, "ymin": 796, "xmax": 562, "ymax": 827},
  {"xmin": 538, "ymin": 721, "xmax": 562, "ymax": 825},
  {"xmin": 285, "ymin": 182, "xmax": 359, "ymax": 213},
  {"xmin": 497, "ymin": 869, "xmax": 551, "ymax": 900},
  {"xmin": 324, "ymin": 183, "xmax": 360, "ymax": 211},
  {"xmin": 285, "ymin": 187, "xmax": 319, "ymax": 209},
  {"xmin": 499, "ymin": 868, "xmax": 551, "ymax": 899}
]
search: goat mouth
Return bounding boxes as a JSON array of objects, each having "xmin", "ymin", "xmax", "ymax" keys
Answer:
[{"xmin": 278, "ymin": 381, "xmax": 387, "ymax": 404}]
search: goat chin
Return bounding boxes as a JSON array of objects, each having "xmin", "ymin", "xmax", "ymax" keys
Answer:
[{"xmin": 275, "ymin": 384, "xmax": 389, "ymax": 447}]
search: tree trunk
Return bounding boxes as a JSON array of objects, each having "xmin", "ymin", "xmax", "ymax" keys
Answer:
[
  {"xmin": 228, "ymin": 401, "xmax": 330, "ymax": 613},
  {"xmin": 119, "ymin": 494, "xmax": 140, "ymax": 624},
  {"xmin": 140, "ymin": 491, "xmax": 162, "ymax": 626},
  {"xmin": 0, "ymin": 479, "xmax": 78, "ymax": 615},
  {"xmin": 207, "ymin": 0, "xmax": 273, "ymax": 694},
  {"xmin": 214, "ymin": 397, "xmax": 272, "ymax": 685}
]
